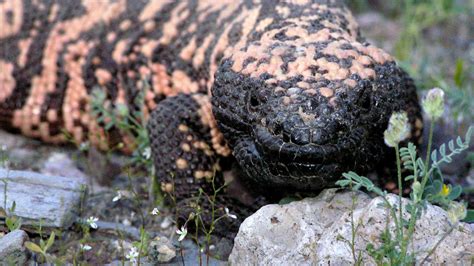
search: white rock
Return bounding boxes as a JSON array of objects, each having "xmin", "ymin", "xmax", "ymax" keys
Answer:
[
  {"xmin": 230, "ymin": 189, "xmax": 474, "ymax": 265},
  {"xmin": 230, "ymin": 189, "xmax": 370, "ymax": 265}
]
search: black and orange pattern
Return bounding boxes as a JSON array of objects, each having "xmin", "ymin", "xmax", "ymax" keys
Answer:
[{"xmin": 0, "ymin": 0, "xmax": 422, "ymax": 235}]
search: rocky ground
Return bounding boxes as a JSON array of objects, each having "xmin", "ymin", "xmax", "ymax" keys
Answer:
[{"xmin": 1, "ymin": 4, "xmax": 473, "ymax": 265}]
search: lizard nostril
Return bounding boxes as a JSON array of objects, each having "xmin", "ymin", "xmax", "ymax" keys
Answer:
[
  {"xmin": 291, "ymin": 128, "xmax": 310, "ymax": 145},
  {"xmin": 250, "ymin": 94, "xmax": 259, "ymax": 107},
  {"xmin": 273, "ymin": 122, "xmax": 283, "ymax": 135}
]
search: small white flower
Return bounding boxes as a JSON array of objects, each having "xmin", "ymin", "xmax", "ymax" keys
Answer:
[
  {"xmin": 142, "ymin": 147, "xmax": 151, "ymax": 160},
  {"xmin": 225, "ymin": 207, "xmax": 237, "ymax": 220},
  {"xmin": 79, "ymin": 141, "xmax": 90, "ymax": 152},
  {"xmin": 1, "ymin": 145, "xmax": 6, "ymax": 151},
  {"xmin": 86, "ymin": 216, "xmax": 99, "ymax": 229},
  {"xmin": 151, "ymin": 207, "xmax": 160, "ymax": 216},
  {"xmin": 122, "ymin": 218, "xmax": 132, "ymax": 226},
  {"xmin": 112, "ymin": 191, "xmax": 123, "ymax": 202},
  {"xmin": 80, "ymin": 244, "xmax": 92, "ymax": 251},
  {"xmin": 126, "ymin": 246, "xmax": 139, "ymax": 264},
  {"xmin": 176, "ymin": 226, "xmax": 187, "ymax": 242}
]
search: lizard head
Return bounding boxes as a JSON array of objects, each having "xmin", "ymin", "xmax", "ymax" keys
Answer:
[{"xmin": 212, "ymin": 40, "xmax": 421, "ymax": 193}]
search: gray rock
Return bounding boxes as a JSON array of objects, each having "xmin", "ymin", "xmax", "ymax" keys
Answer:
[
  {"xmin": 0, "ymin": 230, "xmax": 29, "ymax": 265},
  {"xmin": 0, "ymin": 130, "xmax": 29, "ymax": 150},
  {"xmin": 230, "ymin": 189, "xmax": 474, "ymax": 265},
  {"xmin": 41, "ymin": 152, "xmax": 87, "ymax": 179},
  {"xmin": 41, "ymin": 152, "xmax": 110, "ymax": 193},
  {"xmin": 209, "ymin": 237, "xmax": 234, "ymax": 261},
  {"xmin": 94, "ymin": 220, "xmax": 141, "ymax": 240},
  {"xmin": 168, "ymin": 239, "xmax": 226, "ymax": 266},
  {"xmin": 148, "ymin": 236, "xmax": 176, "ymax": 263},
  {"xmin": 0, "ymin": 168, "xmax": 88, "ymax": 229}
]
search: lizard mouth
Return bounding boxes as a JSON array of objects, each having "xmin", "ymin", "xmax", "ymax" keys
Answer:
[
  {"xmin": 231, "ymin": 125, "xmax": 369, "ymax": 192},
  {"xmin": 253, "ymin": 125, "xmax": 344, "ymax": 164},
  {"xmin": 253, "ymin": 124, "xmax": 370, "ymax": 164}
]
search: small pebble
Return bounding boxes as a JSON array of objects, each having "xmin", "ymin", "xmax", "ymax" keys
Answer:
[{"xmin": 160, "ymin": 216, "xmax": 173, "ymax": 229}]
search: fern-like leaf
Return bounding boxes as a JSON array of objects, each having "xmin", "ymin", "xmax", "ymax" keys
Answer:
[{"xmin": 430, "ymin": 126, "xmax": 473, "ymax": 170}]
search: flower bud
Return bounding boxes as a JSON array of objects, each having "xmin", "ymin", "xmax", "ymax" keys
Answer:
[
  {"xmin": 422, "ymin": 88, "xmax": 445, "ymax": 121},
  {"xmin": 384, "ymin": 112, "xmax": 411, "ymax": 147},
  {"xmin": 447, "ymin": 201, "xmax": 467, "ymax": 224},
  {"xmin": 412, "ymin": 181, "xmax": 422, "ymax": 202}
]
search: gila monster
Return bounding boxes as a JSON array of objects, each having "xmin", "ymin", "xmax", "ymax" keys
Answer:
[{"xmin": 0, "ymin": 0, "xmax": 422, "ymax": 235}]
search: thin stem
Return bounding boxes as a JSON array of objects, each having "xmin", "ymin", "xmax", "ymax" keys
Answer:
[
  {"xmin": 421, "ymin": 121, "xmax": 435, "ymax": 193},
  {"xmin": 401, "ymin": 120, "xmax": 437, "ymax": 263},
  {"xmin": 400, "ymin": 205, "xmax": 418, "ymax": 264},
  {"xmin": 395, "ymin": 144, "xmax": 404, "ymax": 239},
  {"xmin": 350, "ymin": 189, "xmax": 358, "ymax": 264}
]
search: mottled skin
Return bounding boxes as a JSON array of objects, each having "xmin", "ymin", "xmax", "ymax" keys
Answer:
[{"xmin": 0, "ymin": 0, "xmax": 422, "ymax": 235}]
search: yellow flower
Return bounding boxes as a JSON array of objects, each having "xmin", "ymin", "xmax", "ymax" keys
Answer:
[{"xmin": 440, "ymin": 184, "xmax": 450, "ymax": 197}]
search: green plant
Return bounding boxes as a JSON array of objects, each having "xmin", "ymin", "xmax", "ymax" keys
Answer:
[
  {"xmin": 4, "ymin": 199, "xmax": 22, "ymax": 232},
  {"xmin": 25, "ymin": 232, "xmax": 57, "ymax": 263},
  {"xmin": 90, "ymin": 80, "xmax": 152, "ymax": 172},
  {"xmin": 337, "ymin": 87, "xmax": 472, "ymax": 264},
  {"xmin": 0, "ymin": 148, "xmax": 22, "ymax": 232},
  {"xmin": 170, "ymin": 163, "xmax": 238, "ymax": 265},
  {"xmin": 89, "ymin": 78, "xmax": 162, "ymax": 205},
  {"xmin": 132, "ymin": 227, "xmax": 150, "ymax": 265},
  {"xmin": 395, "ymin": 0, "xmax": 459, "ymax": 61}
]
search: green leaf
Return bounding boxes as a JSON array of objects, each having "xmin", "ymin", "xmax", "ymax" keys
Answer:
[
  {"xmin": 335, "ymin": 179, "xmax": 350, "ymax": 187},
  {"xmin": 453, "ymin": 59, "xmax": 464, "ymax": 87},
  {"xmin": 448, "ymin": 140, "xmax": 455, "ymax": 152},
  {"xmin": 416, "ymin": 158, "xmax": 425, "ymax": 175},
  {"xmin": 425, "ymin": 180, "xmax": 442, "ymax": 196},
  {"xmin": 105, "ymin": 121, "xmax": 114, "ymax": 130},
  {"xmin": 462, "ymin": 210, "xmax": 474, "ymax": 223},
  {"xmin": 25, "ymin": 241, "xmax": 44, "ymax": 254},
  {"xmin": 466, "ymin": 126, "xmax": 473, "ymax": 146},
  {"xmin": 447, "ymin": 185, "xmax": 462, "ymax": 200},
  {"xmin": 439, "ymin": 144, "xmax": 446, "ymax": 157},
  {"xmin": 361, "ymin": 176, "xmax": 374, "ymax": 187},
  {"xmin": 278, "ymin": 196, "xmax": 299, "ymax": 205},
  {"xmin": 45, "ymin": 231, "xmax": 55, "ymax": 251},
  {"xmin": 456, "ymin": 136, "xmax": 463, "ymax": 147},
  {"xmin": 432, "ymin": 180, "xmax": 443, "ymax": 193},
  {"xmin": 5, "ymin": 219, "xmax": 13, "ymax": 230},
  {"xmin": 431, "ymin": 150, "xmax": 437, "ymax": 163}
]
